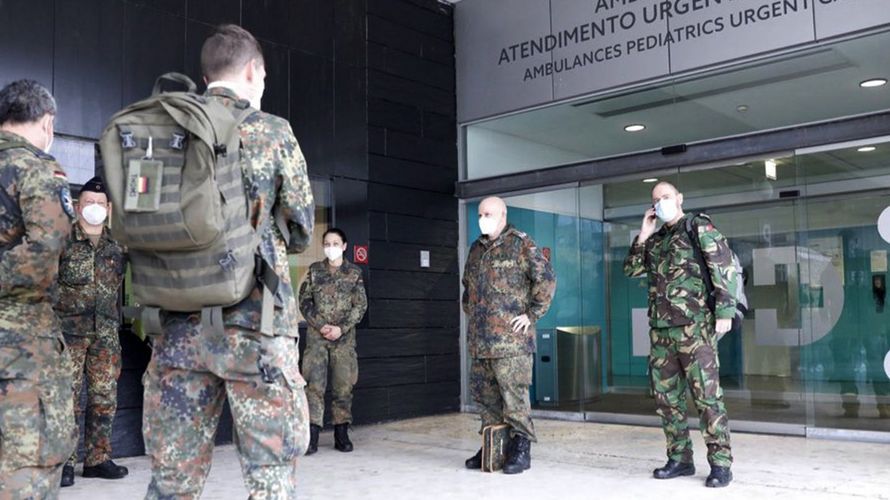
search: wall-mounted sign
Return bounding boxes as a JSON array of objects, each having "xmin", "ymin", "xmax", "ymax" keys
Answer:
[
  {"xmin": 456, "ymin": 0, "xmax": 890, "ymax": 122},
  {"xmin": 354, "ymin": 244, "xmax": 369, "ymax": 265}
]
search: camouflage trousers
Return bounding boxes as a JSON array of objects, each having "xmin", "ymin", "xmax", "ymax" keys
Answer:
[
  {"xmin": 302, "ymin": 339, "xmax": 358, "ymax": 426},
  {"xmin": 64, "ymin": 332, "xmax": 122, "ymax": 467},
  {"xmin": 142, "ymin": 315, "xmax": 310, "ymax": 500},
  {"xmin": 0, "ymin": 333, "xmax": 77, "ymax": 500},
  {"xmin": 470, "ymin": 354, "xmax": 536, "ymax": 442},
  {"xmin": 649, "ymin": 322, "xmax": 732, "ymax": 468}
]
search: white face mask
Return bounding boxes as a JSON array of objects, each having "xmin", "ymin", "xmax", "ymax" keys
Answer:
[
  {"xmin": 324, "ymin": 246, "xmax": 344, "ymax": 262},
  {"xmin": 81, "ymin": 204, "xmax": 107, "ymax": 226},
  {"xmin": 655, "ymin": 198, "xmax": 678, "ymax": 223},
  {"xmin": 479, "ymin": 216, "xmax": 500, "ymax": 236}
]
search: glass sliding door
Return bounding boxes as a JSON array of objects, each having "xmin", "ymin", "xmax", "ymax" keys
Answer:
[
  {"xmin": 676, "ymin": 156, "xmax": 807, "ymax": 428},
  {"xmin": 797, "ymin": 137, "xmax": 890, "ymax": 434},
  {"xmin": 464, "ymin": 187, "xmax": 589, "ymax": 415}
]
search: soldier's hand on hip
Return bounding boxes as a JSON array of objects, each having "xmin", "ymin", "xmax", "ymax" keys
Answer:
[
  {"xmin": 638, "ymin": 207, "xmax": 657, "ymax": 243},
  {"xmin": 510, "ymin": 314, "xmax": 531, "ymax": 334},
  {"xmin": 715, "ymin": 318, "xmax": 732, "ymax": 335}
]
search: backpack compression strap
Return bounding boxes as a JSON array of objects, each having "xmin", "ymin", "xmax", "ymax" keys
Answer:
[{"xmin": 684, "ymin": 213, "xmax": 717, "ymax": 313}]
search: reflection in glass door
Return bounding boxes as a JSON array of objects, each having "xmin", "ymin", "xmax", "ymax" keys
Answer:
[{"xmin": 798, "ymin": 137, "xmax": 890, "ymax": 435}]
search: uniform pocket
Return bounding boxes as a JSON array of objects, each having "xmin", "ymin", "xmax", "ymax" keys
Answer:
[
  {"xmin": 0, "ymin": 338, "xmax": 76, "ymax": 468},
  {"xmin": 59, "ymin": 254, "xmax": 92, "ymax": 286}
]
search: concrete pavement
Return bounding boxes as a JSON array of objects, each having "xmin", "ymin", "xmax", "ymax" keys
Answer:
[{"xmin": 60, "ymin": 412, "xmax": 890, "ymax": 499}]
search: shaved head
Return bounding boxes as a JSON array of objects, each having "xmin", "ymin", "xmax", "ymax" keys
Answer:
[
  {"xmin": 652, "ymin": 181, "xmax": 679, "ymax": 200},
  {"xmin": 651, "ymin": 181, "xmax": 684, "ymax": 224},
  {"xmin": 478, "ymin": 196, "xmax": 508, "ymax": 239},
  {"xmin": 479, "ymin": 197, "xmax": 507, "ymax": 217}
]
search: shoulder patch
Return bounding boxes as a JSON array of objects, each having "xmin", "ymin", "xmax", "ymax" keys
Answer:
[{"xmin": 59, "ymin": 184, "xmax": 76, "ymax": 219}]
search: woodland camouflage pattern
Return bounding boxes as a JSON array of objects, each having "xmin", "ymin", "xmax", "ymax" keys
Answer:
[
  {"xmin": 624, "ymin": 213, "xmax": 734, "ymax": 468},
  {"xmin": 0, "ymin": 131, "xmax": 77, "ymax": 499},
  {"xmin": 299, "ymin": 259, "xmax": 367, "ymax": 425},
  {"xmin": 462, "ymin": 225, "xmax": 556, "ymax": 359},
  {"xmin": 143, "ymin": 88, "xmax": 313, "ymax": 499},
  {"xmin": 55, "ymin": 223, "xmax": 125, "ymax": 467},
  {"xmin": 623, "ymin": 213, "xmax": 738, "ymax": 328}
]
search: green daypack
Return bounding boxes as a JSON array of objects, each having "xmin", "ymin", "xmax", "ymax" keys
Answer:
[{"xmin": 99, "ymin": 73, "xmax": 275, "ymax": 334}]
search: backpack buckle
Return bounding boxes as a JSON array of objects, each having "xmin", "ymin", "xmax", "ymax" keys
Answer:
[
  {"xmin": 218, "ymin": 250, "xmax": 237, "ymax": 271},
  {"xmin": 170, "ymin": 132, "xmax": 186, "ymax": 150},
  {"xmin": 120, "ymin": 131, "xmax": 136, "ymax": 149}
]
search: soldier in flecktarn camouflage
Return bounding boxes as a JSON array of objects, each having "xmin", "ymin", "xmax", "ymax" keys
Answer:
[
  {"xmin": 624, "ymin": 181, "xmax": 738, "ymax": 488},
  {"xmin": 0, "ymin": 79, "xmax": 78, "ymax": 500},
  {"xmin": 141, "ymin": 25, "xmax": 314, "ymax": 500},
  {"xmin": 461, "ymin": 196, "xmax": 556, "ymax": 475},
  {"xmin": 299, "ymin": 227, "xmax": 368, "ymax": 455},
  {"xmin": 54, "ymin": 176, "xmax": 127, "ymax": 487}
]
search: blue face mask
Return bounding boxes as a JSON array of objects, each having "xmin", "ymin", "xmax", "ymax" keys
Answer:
[{"xmin": 655, "ymin": 198, "xmax": 678, "ymax": 223}]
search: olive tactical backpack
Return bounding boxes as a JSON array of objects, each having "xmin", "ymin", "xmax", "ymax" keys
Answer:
[
  {"xmin": 99, "ymin": 73, "xmax": 276, "ymax": 334},
  {"xmin": 684, "ymin": 213, "xmax": 749, "ymax": 336}
]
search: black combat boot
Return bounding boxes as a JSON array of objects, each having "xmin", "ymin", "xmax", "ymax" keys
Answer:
[
  {"xmin": 653, "ymin": 459, "xmax": 695, "ymax": 479},
  {"xmin": 334, "ymin": 423, "xmax": 353, "ymax": 452},
  {"xmin": 502, "ymin": 434, "xmax": 531, "ymax": 474},
  {"xmin": 60, "ymin": 464, "xmax": 75, "ymax": 487},
  {"xmin": 82, "ymin": 460, "xmax": 128, "ymax": 479},
  {"xmin": 465, "ymin": 448, "xmax": 482, "ymax": 469},
  {"xmin": 306, "ymin": 424, "xmax": 321, "ymax": 455},
  {"xmin": 705, "ymin": 466, "xmax": 733, "ymax": 487}
]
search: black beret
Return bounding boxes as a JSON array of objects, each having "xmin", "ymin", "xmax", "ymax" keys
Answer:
[{"xmin": 80, "ymin": 176, "xmax": 106, "ymax": 195}]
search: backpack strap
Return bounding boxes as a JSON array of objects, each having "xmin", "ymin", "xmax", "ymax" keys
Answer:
[
  {"xmin": 684, "ymin": 213, "xmax": 717, "ymax": 313},
  {"xmin": 0, "ymin": 141, "xmax": 29, "ymax": 257}
]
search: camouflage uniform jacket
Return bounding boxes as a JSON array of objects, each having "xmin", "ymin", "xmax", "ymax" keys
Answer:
[
  {"xmin": 54, "ymin": 223, "xmax": 125, "ymax": 338},
  {"xmin": 623, "ymin": 213, "xmax": 738, "ymax": 328},
  {"xmin": 298, "ymin": 259, "xmax": 367, "ymax": 348},
  {"xmin": 205, "ymin": 87, "xmax": 315, "ymax": 338},
  {"xmin": 462, "ymin": 225, "xmax": 556, "ymax": 358},
  {"xmin": 0, "ymin": 131, "xmax": 74, "ymax": 339}
]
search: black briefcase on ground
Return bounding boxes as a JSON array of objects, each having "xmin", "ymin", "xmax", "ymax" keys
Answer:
[{"xmin": 481, "ymin": 424, "xmax": 510, "ymax": 472}]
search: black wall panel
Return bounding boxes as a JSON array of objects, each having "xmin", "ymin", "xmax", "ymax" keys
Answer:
[
  {"xmin": 291, "ymin": 51, "xmax": 335, "ymax": 176},
  {"xmin": 356, "ymin": 328, "xmax": 459, "ymax": 358},
  {"xmin": 0, "ymin": 0, "xmax": 54, "ymax": 88},
  {"xmin": 53, "ymin": 0, "xmax": 124, "ymax": 139},
  {"xmin": 0, "ymin": 0, "xmax": 458, "ymax": 456},
  {"xmin": 368, "ymin": 154, "xmax": 456, "ymax": 194},
  {"xmin": 122, "ymin": 2, "xmax": 186, "ymax": 105},
  {"xmin": 186, "ymin": 0, "xmax": 239, "ymax": 25}
]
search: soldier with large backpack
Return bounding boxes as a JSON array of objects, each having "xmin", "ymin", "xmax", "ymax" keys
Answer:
[
  {"xmin": 623, "ymin": 181, "xmax": 737, "ymax": 488},
  {"xmin": 99, "ymin": 25, "xmax": 314, "ymax": 498}
]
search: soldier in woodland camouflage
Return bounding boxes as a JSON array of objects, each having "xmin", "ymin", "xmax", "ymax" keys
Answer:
[
  {"xmin": 0, "ymin": 79, "xmax": 77, "ymax": 500},
  {"xmin": 462, "ymin": 196, "xmax": 556, "ymax": 475},
  {"xmin": 623, "ymin": 181, "xmax": 737, "ymax": 488},
  {"xmin": 55, "ymin": 176, "xmax": 127, "ymax": 487},
  {"xmin": 299, "ymin": 228, "xmax": 368, "ymax": 454},
  {"xmin": 141, "ymin": 25, "xmax": 314, "ymax": 500}
]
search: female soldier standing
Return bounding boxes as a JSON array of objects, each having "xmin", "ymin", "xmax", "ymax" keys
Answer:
[{"xmin": 299, "ymin": 228, "xmax": 368, "ymax": 455}]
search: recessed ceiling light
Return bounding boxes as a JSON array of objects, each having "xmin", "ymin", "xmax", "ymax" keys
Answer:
[
  {"xmin": 642, "ymin": 178, "xmax": 658, "ymax": 183},
  {"xmin": 860, "ymin": 78, "xmax": 887, "ymax": 88},
  {"xmin": 858, "ymin": 146, "xmax": 877, "ymax": 152},
  {"xmin": 624, "ymin": 124, "xmax": 646, "ymax": 132}
]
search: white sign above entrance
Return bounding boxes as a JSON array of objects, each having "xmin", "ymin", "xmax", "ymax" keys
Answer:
[{"xmin": 455, "ymin": 0, "xmax": 890, "ymax": 122}]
